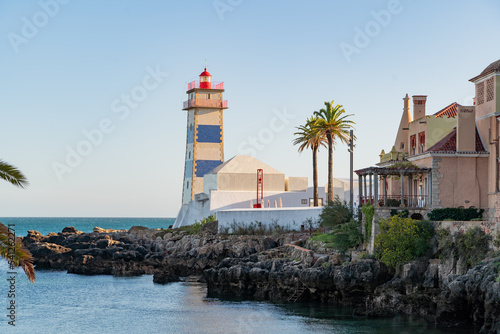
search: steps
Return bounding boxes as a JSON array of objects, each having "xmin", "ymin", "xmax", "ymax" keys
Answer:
[{"xmin": 287, "ymin": 285, "xmax": 307, "ymax": 303}]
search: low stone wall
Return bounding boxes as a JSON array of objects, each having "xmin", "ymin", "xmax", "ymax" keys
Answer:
[
  {"xmin": 431, "ymin": 220, "xmax": 499, "ymax": 236},
  {"xmin": 216, "ymin": 207, "xmax": 323, "ymax": 232},
  {"xmin": 368, "ymin": 218, "xmax": 500, "ymax": 254}
]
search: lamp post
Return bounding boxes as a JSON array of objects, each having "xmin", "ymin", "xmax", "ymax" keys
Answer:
[{"xmin": 348, "ymin": 130, "xmax": 354, "ymax": 211}]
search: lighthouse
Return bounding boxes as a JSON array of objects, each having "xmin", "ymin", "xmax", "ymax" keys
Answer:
[{"xmin": 180, "ymin": 67, "xmax": 228, "ymax": 206}]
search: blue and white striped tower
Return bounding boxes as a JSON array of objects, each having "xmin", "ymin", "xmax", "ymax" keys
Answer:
[{"xmin": 181, "ymin": 67, "xmax": 228, "ymax": 205}]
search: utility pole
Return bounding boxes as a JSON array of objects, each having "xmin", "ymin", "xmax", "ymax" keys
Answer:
[{"xmin": 349, "ymin": 130, "xmax": 354, "ymax": 211}]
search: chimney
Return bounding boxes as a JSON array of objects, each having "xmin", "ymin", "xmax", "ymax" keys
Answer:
[
  {"xmin": 456, "ymin": 106, "xmax": 476, "ymax": 152},
  {"xmin": 412, "ymin": 95, "xmax": 427, "ymax": 120}
]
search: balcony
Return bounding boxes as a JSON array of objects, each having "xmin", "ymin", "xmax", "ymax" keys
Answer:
[
  {"xmin": 183, "ymin": 99, "xmax": 228, "ymax": 110},
  {"xmin": 187, "ymin": 81, "xmax": 224, "ymax": 91},
  {"xmin": 360, "ymin": 195, "xmax": 428, "ymax": 208}
]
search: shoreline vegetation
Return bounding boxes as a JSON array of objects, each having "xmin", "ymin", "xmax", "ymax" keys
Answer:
[{"xmin": 20, "ymin": 209, "xmax": 500, "ymax": 333}]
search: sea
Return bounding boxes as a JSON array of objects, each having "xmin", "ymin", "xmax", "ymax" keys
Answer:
[{"xmin": 0, "ymin": 217, "xmax": 479, "ymax": 334}]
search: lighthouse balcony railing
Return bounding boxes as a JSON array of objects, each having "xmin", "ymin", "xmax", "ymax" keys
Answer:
[
  {"xmin": 183, "ymin": 99, "xmax": 228, "ymax": 109},
  {"xmin": 187, "ymin": 81, "xmax": 224, "ymax": 90}
]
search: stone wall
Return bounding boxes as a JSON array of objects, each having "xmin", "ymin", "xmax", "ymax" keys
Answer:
[{"xmin": 430, "ymin": 220, "xmax": 499, "ymax": 236}]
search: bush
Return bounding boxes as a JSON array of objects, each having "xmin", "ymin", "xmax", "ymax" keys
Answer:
[
  {"xmin": 186, "ymin": 214, "xmax": 216, "ymax": 234},
  {"xmin": 428, "ymin": 207, "xmax": 484, "ymax": 221},
  {"xmin": 222, "ymin": 220, "xmax": 294, "ymax": 235},
  {"xmin": 390, "ymin": 209, "xmax": 409, "ymax": 218},
  {"xmin": 438, "ymin": 227, "xmax": 492, "ymax": 269},
  {"xmin": 361, "ymin": 204, "xmax": 374, "ymax": 240},
  {"xmin": 310, "ymin": 219, "xmax": 362, "ymax": 253},
  {"xmin": 374, "ymin": 216, "xmax": 434, "ymax": 268},
  {"xmin": 319, "ymin": 196, "xmax": 353, "ymax": 227}
]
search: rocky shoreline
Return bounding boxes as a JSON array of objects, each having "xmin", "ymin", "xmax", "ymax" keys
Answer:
[
  {"xmin": 21, "ymin": 226, "xmax": 500, "ymax": 333},
  {"xmin": 21, "ymin": 225, "xmax": 294, "ymax": 283}
]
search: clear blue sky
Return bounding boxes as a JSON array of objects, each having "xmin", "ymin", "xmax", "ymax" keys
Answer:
[{"xmin": 1, "ymin": 0, "xmax": 499, "ymax": 217}]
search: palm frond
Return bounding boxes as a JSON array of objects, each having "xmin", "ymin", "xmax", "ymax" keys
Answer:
[
  {"xmin": 0, "ymin": 222, "xmax": 36, "ymax": 282},
  {"xmin": 0, "ymin": 161, "xmax": 29, "ymax": 188}
]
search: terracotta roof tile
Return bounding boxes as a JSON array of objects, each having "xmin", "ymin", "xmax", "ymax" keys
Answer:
[
  {"xmin": 426, "ymin": 127, "xmax": 487, "ymax": 152},
  {"xmin": 434, "ymin": 102, "xmax": 461, "ymax": 118}
]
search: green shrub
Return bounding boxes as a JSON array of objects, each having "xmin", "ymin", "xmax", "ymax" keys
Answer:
[
  {"xmin": 361, "ymin": 204, "xmax": 374, "ymax": 240},
  {"xmin": 310, "ymin": 219, "xmax": 362, "ymax": 253},
  {"xmin": 428, "ymin": 207, "xmax": 484, "ymax": 221},
  {"xmin": 438, "ymin": 227, "xmax": 492, "ymax": 269},
  {"xmin": 390, "ymin": 209, "xmax": 409, "ymax": 218},
  {"xmin": 470, "ymin": 218, "xmax": 483, "ymax": 221},
  {"xmin": 223, "ymin": 220, "xmax": 294, "ymax": 235},
  {"xmin": 319, "ymin": 196, "xmax": 353, "ymax": 227},
  {"xmin": 186, "ymin": 214, "xmax": 216, "ymax": 234},
  {"xmin": 374, "ymin": 216, "xmax": 434, "ymax": 268},
  {"xmin": 358, "ymin": 252, "xmax": 376, "ymax": 260},
  {"xmin": 494, "ymin": 232, "xmax": 500, "ymax": 249}
]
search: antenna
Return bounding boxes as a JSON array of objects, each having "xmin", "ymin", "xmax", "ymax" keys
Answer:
[{"xmin": 205, "ymin": 59, "xmax": 207, "ymax": 70}]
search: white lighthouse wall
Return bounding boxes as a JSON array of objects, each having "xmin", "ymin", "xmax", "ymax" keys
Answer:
[
  {"xmin": 209, "ymin": 186, "xmax": 326, "ymax": 212},
  {"xmin": 217, "ymin": 207, "xmax": 323, "ymax": 233}
]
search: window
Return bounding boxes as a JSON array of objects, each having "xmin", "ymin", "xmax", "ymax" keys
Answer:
[
  {"xmin": 308, "ymin": 198, "xmax": 324, "ymax": 206},
  {"xmin": 418, "ymin": 132, "xmax": 425, "ymax": 153},
  {"xmin": 477, "ymin": 82, "xmax": 485, "ymax": 105},
  {"xmin": 186, "ymin": 181, "xmax": 189, "ymax": 188},
  {"xmin": 188, "ymin": 151, "xmax": 191, "ymax": 159},
  {"xmin": 301, "ymin": 199, "xmax": 308, "ymax": 205},
  {"xmin": 410, "ymin": 135, "xmax": 417, "ymax": 155},
  {"xmin": 487, "ymin": 78, "xmax": 495, "ymax": 102},
  {"xmin": 401, "ymin": 143, "xmax": 405, "ymax": 149},
  {"xmin": 207, "ymin": 94, "xmax": 211, "ymax": 100}
]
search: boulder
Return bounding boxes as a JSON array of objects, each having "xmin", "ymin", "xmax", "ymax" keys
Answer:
[
  {"xmin": 62, "ymin": 226, "xmax": 80, "ymax": 234},
  {"xmin": 153, "ymin": 268, "xmax": 180, "ymax": 284},
  {"xmin": 29, "ymin": 242, "xmax": 71, "ymax": 257}
]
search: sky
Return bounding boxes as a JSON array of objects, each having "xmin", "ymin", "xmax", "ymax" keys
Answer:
[{"xmin": 1, "ymin": 0, "xmax": 500, "ymax": 218}]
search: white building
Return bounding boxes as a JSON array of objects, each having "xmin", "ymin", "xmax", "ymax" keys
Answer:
[{"xmin": 174, "ymin": 155, "xmax": 326, "ymax": 228}]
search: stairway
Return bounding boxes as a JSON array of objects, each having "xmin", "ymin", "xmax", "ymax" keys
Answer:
[{"xmin": 287, "ymin": 285, "xmax": 307, "ymax": 303}]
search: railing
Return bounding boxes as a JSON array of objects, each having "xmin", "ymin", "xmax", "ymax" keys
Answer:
[
  {"xmin": 187, "ymin": 81, "xmax": 224, "ymax": 90},
  {"xmin": 360, "ymin": 195, "xmax": 428, "ymax": 208},
  {"xmin": 183, "ymin": 99, "xmax": 228, "ymax": 109}
]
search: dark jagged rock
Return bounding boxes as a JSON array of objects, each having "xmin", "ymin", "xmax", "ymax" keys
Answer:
[
  {"xmin": 23, "ymin": 228, "xmax": 290, "ymax": 279},
  {"xmin": 204, "ymin": 244, "xmax": 500, "ymax": 334},
  {"xmin": 153, "ymin": 269, "xmax": 180, "ymax": 284},
  {"xmin": 62, "ymin": 226, "xmax": 79, "ymax": 234}
]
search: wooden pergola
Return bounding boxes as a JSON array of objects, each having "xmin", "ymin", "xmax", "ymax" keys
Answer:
[{"xmin": 355, "ymin": 166, "xmax": 432, "ymax": 208}]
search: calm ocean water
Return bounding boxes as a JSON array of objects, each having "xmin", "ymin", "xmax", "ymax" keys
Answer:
[
  {"xmin": 0, "ymin": 217, "xmax": 176, "ymax": 236},
  {"xmin": 0, "ymin": 218, "xmax": 478, "ymax": 333}
]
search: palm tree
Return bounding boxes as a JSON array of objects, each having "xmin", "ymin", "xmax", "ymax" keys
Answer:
[
  {"xmin": 314, "ymin": 101, "xmax": 355, "ymax": 203},
  {"xmin": 293, "ymin": 117, "xmax": 325, "ymax": 206},
  {"xmin": 0, "ymin": 160, "xmax": 35, "ymax": 282}
]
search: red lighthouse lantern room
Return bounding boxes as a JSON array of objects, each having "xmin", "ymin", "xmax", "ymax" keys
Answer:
[{"xmin": 199, "ymin": 67, "xmax": 212, "ymax": 89}]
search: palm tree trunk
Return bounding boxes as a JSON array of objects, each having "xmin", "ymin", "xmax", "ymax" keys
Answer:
[
  {"xmin": 312, "ymin": 146, "xmax": 318, "ymax": 206},
  {"xmin": 327, "ymin": 134, "xmax": 333, "ymax": 203}
]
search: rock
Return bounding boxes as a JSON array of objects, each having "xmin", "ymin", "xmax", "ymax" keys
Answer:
[
  {"xmin": 62, "ymin": 226, "xmax": 79, "ymax": 234},
  {"xmin": 128, "ymin": 226, "xmax": 149, "ymax": 234},
  {"xmin": 23, "ymin": 230, "xmax": 44, "ymax": 244},
  {"xmin": 93, "ymin": 227, "xmax": 125, "ymax": 233},
  {"xmin": 95, "ymin": 238, "xmax": 120, "ymax": 249},
  {"xmin": 30, "ymin": 242, "xmax": 71, "ymax": 257},
  {"xmin": 153, "ymin": 269, "xmax": 180, "ymax": 284},
  {"xmin": 201, "ymin": 220, "xmax": 218, "ymax": 235}
]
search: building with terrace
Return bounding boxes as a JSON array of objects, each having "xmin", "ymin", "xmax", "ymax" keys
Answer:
[{"xmin": 356, "ymin": 58, "xmax": 500, "ymax": 222}]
